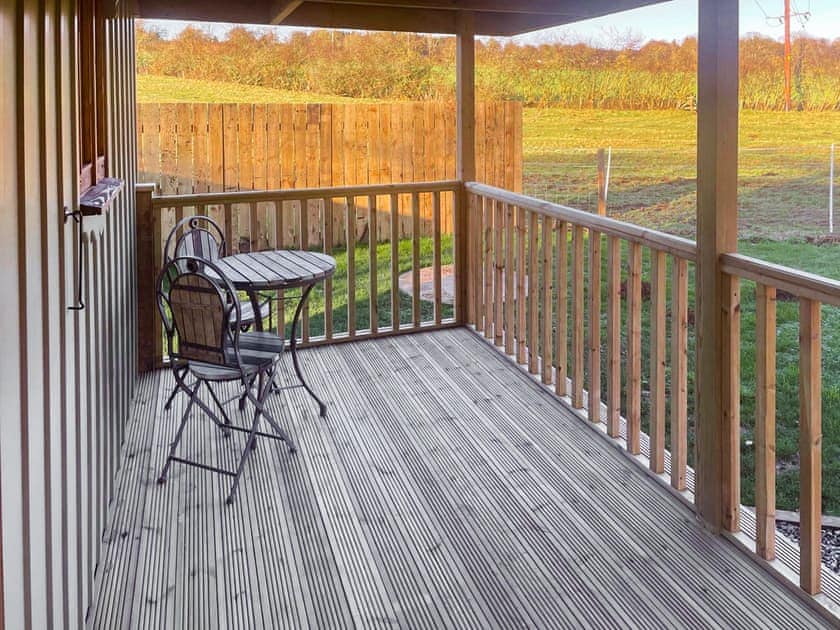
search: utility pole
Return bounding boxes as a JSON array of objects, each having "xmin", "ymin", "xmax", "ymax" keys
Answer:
[{"xmin": 784, "ymin": 0, "xmax": 792, "ymax": 110}]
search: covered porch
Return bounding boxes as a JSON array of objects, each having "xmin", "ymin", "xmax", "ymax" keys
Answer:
[{"xmin": 91, "ymin": 329, "xmax": 828, "ymax": 628}]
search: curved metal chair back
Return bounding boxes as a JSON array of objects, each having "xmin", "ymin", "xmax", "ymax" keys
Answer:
[
  {"xmin": 157, "ymin": 256, "xmax": 241, "ymax": 367},
  {"xmin": 163, "ymin": 215, "xmax": 226, "ymax": 264}
]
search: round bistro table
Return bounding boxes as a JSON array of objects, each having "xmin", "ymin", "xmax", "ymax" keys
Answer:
[{"xmin": 213, "ymin": 250, "xmax": 336, "ymax": 417}]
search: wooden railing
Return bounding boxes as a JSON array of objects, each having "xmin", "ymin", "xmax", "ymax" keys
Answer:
[
  {"xmin": 465, "ymin": 182, "xmax": 696, "ymax": 490},
  {"xmin": 721, "ymin": 253, "xmax": 839, "ymax": 596},
  {"xmin": 136, "ymin": 180, "xmax": 460, "ymax": 368}
]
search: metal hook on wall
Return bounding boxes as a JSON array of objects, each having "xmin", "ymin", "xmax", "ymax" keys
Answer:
[{"xmin": 64, "ymin": 206, "xmax": 85, "ymax": 311}]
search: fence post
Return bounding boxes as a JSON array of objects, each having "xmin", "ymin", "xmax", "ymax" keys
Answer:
[
  {"xmin": 136, "ymin": 183, "xmax": 161, "ymax": 372},
  {"xmin": 830, "ymin": 143, "xmax": 835, "ymax": 234},
  {"xmin": 597, "ymin": 148, "xmax": 607, "ymax": 216}
]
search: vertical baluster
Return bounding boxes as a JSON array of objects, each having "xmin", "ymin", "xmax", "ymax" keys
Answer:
[
  {"xmin": 504, "ymin": 203, "xmax": 514, "ymax": 355},
  {"xmin": 650, "ymin": 250, "xmax": 666, "ymax": 471},
  {"xmin": 250, "ymin": 201, "xmax": 259, "ymax": 251},
  {"xmin": 494, "ymin": 199, "xmax": 504, "ymax": 346},
  {"xmin": 391, "ymin": 193, "xmax": 400, "ymax": 331},
  {"xmin": 432, "ymin": 191, "xmax": 442, "ymax": 326},
  {"xmin": 412, "ymin": 191, "xmax": 421, "ymax": 328},
  {"xmin": 223, "ymin": 203, "xmax": 233, "ymax": 255},
  {"xmin": 723, "ymin": 273, "xmax": 742, "ymax": 532},
  {"xmin": 571, "ymin": 225, "xmax": 584, "ymax": 408},
  {"xmin": 755, "ymin": 283, "xmax": 777, "ymax": 560},
  {"xmin": 323, "ymin": 198, "xmax": 333, "ymax": 340},
  {"xmin": 670, "ymin": 257, "xmax": 688, "ymax": 490},
  {"xmin": 472, "ymin": 194, "xmax": 484, "ymax": 333},
  {"xmin": 588, "ymin": 230, "xmax": 602, "ymax": 421},
  {"xmin": 627, "ymin": 241, "xmax": 642, "ymax": 453},
  {"xmin": 527, "ymin": 211, "xmax": 539, "ymax": 375},
  {"xmin": 369, "ymin": 194, "xmax": 378, "ymax": 335},
  {"xmin": 606, "ymin": 236, "xmax": 621, "ymax": 437},
  {"xmin": 275, "ymin": 200, "xmax": 286, "ymax": 338},
  {"xmin": 516, "ymin": 205, "xmax": 527, "ymax": 365},
  {"xmin": 555, "ymin": 221, "xmax": 568, "ymax": 397},
  {"xmin": 484, "ymin": 197, "xmax": 494, "ymax": 339},
  {"xmin": 541, "ymin": 217, "xmax": 554, "ymax": 384},
  {"xmin": 299, "ymin": 199, "xmax": 310, "ymax": 342},
  {"xmin": 347, "ymin": 196, "xmax": 356, "ymax": 338},
  {"xmin": 799, "ymin": 298, "xmax": 822, "ymax": 595}
]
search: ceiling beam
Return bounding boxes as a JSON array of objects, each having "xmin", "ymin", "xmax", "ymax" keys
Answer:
[
  {"xmin": 269, "ymin": 0, "xmax": 305, "ymax": 24},
  {"xmin": 303, "ymin": 0, "xmax": 581, "ymax": 15},
  {"xmin": 280, "ymin": 3, "xmax": 457, "ymax": 33}
]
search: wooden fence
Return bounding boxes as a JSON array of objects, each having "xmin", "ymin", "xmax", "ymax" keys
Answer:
[{"xmin": 137, "ymin": 101, "xmax": 521, "ymax": 246}]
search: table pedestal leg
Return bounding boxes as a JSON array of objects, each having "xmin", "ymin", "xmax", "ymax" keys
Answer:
[{"xmin": 289, "ymin": 283, "xmax": 327, "ymax": 417}]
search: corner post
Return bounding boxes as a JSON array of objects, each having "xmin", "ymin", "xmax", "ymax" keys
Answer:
[
  {"xmin": 136, "ymin": 183, "xmax": 160, "ymax": 372},
  {"xmin": 455, "ymin": 11, "xmax": 475, "ymax": 325},
  {"xmin": 696, "ymin": 0, "xmax": 741, "ymax": 532}
]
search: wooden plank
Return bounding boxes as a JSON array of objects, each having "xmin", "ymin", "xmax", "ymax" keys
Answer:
[
  {"xmin": 412, "ymin": 192, "xmax": 421, "ymax": 328},
  {"xmin": 300, "ymin": 198, "xmax": 310, "ymax": 342},
  {"xmin": 391, "ymin": 193, "xmax": 400, "ymax": 330},
  {"xmin": 605, "ymin": 236, "xmax": 621, "ymax": 437},
  {"xmin": 541, "ymin": 217, "xmax": 553, "ymax": 385},
  {"xmin": 626, "ymin": 242, "xmax": 642, "ymax": 454},
  {"xmin": 347, "ymin": 196, "xmax": 357, "ymax": 338},
  {"xmin": 649, "ymin": 250, "xmax": 666, "ymax": 472},
  {"xmin": 721, "ymin": 273, "xmax": 741, "ymax": 532},
  {"xmin": 238, "ymin": 103, "xmax": 254, "ymax": 191},
  {"xmin": 483, "ymin": 198, "xmax": 494, "ymax": 340},
  {"xmin": 503, "ymin": 203, "xmax": 514, "ymax": 355},
  {"xmin": 516, "ymin": 205, "xmax": 526, "ymax": 366},
  {"xmin": 555, "ymin": 221, "xmax": 568, "ymax": 398},
  {"xmin": 159, "ymin": 103, "xmax": 177, "ymax": 194},
  {"xmin": 493, "ymin": 196, "xmax": 504, "ymax": 346},
  {"xmin": 799, "ymin": 298, "xmax": 822, "ymax": 595},
  {"xmin": 527, "ymin": 211, "xmax": 539, "ymax": 375},
  {"xmin": 208, "ymin": 104, "xmax": 224, "ymax": 194},
  {"xmin": 369, "ymin": 194, "xmax": 379, "ymax": 335},
  {"xmin": 433, "ymin": 192, "xmax": 442, "ymax": 326},
  {"xmin": 223, "ymin": 103, "xmax": 238, "ymax": 193},
  {"xmin": 571, "ymin": 225, "xmax": 584, "ymax": 408},
  {"xmin": 324, "ymin": 195, "xmax": 334, "ymax": 340},
  {"xmin": 670, "ymin": 258, "xmax": 689, "ymax": 491},
  {"xmin": 192, "ymin": 104, "xmax": 209, "ymax": 194},
  {"xmin": 588, "ymin": 231, "xmax": 602, "ymax": 421},
  {"xmin": 755, "ymin": 283, "xmax": 776, "ymax": 561}
]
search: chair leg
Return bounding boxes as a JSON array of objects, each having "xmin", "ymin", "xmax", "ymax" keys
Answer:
[
  {"xmin": 244, "ymin": 364, "xmax": 296, "ymax": 453},
  {"xmin": 226, "ymin": 373, "xmax": 270, "ymax": 505},
  {"xmin": 158, "ymin": 380, "xmax": 201, "ymax": 484}
]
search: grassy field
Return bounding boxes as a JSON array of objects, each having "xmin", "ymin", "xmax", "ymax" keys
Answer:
[
  {"xmin": 523, "ymin": 108, "xmax": 840, "ymax": 242},
  {"xmin": 136, "ymin": 74, "xmax": 380, "ymax": 104}
]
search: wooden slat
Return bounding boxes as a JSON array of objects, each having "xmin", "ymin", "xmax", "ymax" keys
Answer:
[
  {"xmin": 571, "ymin": 225, "xmax": 584, "ymax": 408},
  {"xmin": 324, "ymin": 198, "xmax": 333, "ymax": 340},
  {"xmin": 412, "ymin": 191, "xmax": 421, "ymax": 328},
  {"xmin": 503, "ymin": 203, "xmax": 514, "ymax": 355},
  {"xmin": 799, "ymin": 298, "xmax": 822, "ymax": 595},
  {"xmin": 670, "ymin": 258, "xmax": 688, "ymax": 491},
  {"xmin": 649, "ymin": 250, "xmax": 666, "ymax": 473},
  {"xmin": 541, "ymin": 217, "xmax": 554, "ymax": 385},
  {"xmin": 516, "ymin": 205, "xmax": 526, "ymax": 366},
  {"xmin": 300, "ymin": 199, "xmax": 310, "ymax": 342},
  {"xmin": 527, "ymin": 211, "xmax": 539, "ymax": 375},
  {"xmin": 433, "ymin": 191, "xmax": 442, "ymax": 326},
  {"xmin": 755, "ymin": 283, "xmax": 776, "ymax": 561},
  {"xmin": 347, "ymin": 196, "xmax": 357, "ymax": 337},
  {"xmin": 390, "ymin": 192, "xmax": 400, "ymax": 330},
  {"xmin": 722, "ymin": 273, "xmax": 741, "ymax": 532},
  {"xmin": 483, "ymin": 197, "xmax": 494, "ymax": 340},
  {"xmin": 588, "ymin": 231, "xmax": 602, "ymax": 422},
  {"xmin": 555, "ymin": 221, "xmax": 568, "ymax": 397},
  {"xmin": 605, "ymin": 236, "xmax": 621, "ymax": 438},
  {"xmin": 626, "ymin": 242, "xmax": 642, "ymax": 454},
  {"xmin": 494, "ymin": 198, "xmax": 504, "ymax": 347},
  {"xmin": 369, "ymin": 194, "xmax": 379, "ymax": 335}
]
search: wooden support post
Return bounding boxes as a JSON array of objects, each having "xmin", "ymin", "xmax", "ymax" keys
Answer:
[
  {"xmin": 588, "ymin": 231, "xmax": 602, "ymax": 422},
  {"xmin": 695, "ymin": 0, "xmax": 740, "ymax": 532},
  {"xmin": 799, "ymin": 298, "xmax": 822, "ymax": 595},
  {"xmin": 135, "ymin": 183, "xmax": 160, "ymax": 371},
  {"xmin": 605, "ymin": 236, "xmax": 621, "ymax": 437},
  {"xmin": 671, "ymin": 258, "xmax": 689, "ymax": 490},
  {"xmin": 455, "ymin": 11, "xmax": 475, "ymax": 325},
  {"xmin": 627, "ymin": 242, "xmax": 642, "ymax": 454},
  {"xmin": 649, "ymin": 250, "xmax": 666, "ymax": 472}
]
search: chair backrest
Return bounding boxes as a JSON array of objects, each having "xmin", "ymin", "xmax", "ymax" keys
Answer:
[
  {"xmin": 157, "ymin": 256, "xmax": 241, "ymax": 366},
  {"xmin": 163, "ymin": 215, "xmax": 226, "ymax": 264}
]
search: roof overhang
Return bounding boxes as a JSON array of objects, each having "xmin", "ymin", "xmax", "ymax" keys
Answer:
[{"xmin": 134, "ymin": 0, "xmax": 672, "ymax": 37}]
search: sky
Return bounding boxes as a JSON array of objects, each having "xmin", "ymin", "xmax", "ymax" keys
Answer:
[{"xmin": 144, "ymin": 0, "xmax": 840, "ymax": 46}]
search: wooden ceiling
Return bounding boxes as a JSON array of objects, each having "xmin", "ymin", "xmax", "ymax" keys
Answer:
[{"xmin": 134, "ymin": 0, "xmax": 671, "ymax": 36}]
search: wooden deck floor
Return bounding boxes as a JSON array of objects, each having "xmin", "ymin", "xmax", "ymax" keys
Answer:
[{"xmin": 90, "ymin": 328, "xmax": 830, "ymax": 629}]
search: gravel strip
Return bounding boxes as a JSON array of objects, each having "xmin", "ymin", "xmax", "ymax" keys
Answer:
[{"xmin": 777, "ymin": 521, "xmax": 840, "ymax": 573}]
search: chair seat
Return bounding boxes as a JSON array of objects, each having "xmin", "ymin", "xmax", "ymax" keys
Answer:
[
  {"xmin": 189, "ymin": 331, "xmax": 285, "ymax": 381},
  {"xmin": 234, "ymin": 295, "xmax": 272, "ymax": 328}
]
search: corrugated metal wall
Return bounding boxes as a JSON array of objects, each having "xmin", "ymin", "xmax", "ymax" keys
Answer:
[{"xmin": 0, "ymin": 1, "xmax": 137, "ymax": 628}]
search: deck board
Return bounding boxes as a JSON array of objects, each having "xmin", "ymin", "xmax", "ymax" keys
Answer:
[{"xmin": 90, "ymin": 328, "xmax": 832, "ymax": 629}]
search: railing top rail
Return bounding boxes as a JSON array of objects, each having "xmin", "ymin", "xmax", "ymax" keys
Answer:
[
  {"xmin": 149, "ymin": 180, "xmax": 461, "ymax": 208},
  {"xmin": 721, "ymin": 252, "xmax": 840, "ymax": 307},
  {"xmin": 466, "ymin": 182, "xmax": 698, "ymax": 262}
]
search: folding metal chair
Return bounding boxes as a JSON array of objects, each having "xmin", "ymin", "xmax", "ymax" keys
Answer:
[
  {"xmin": 161, "ymin": 215, "xmax": 272, "ymax": 412},
  {"xmin": 156, "ymin": 256, "xmax": 296, "ymax": 505}
]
